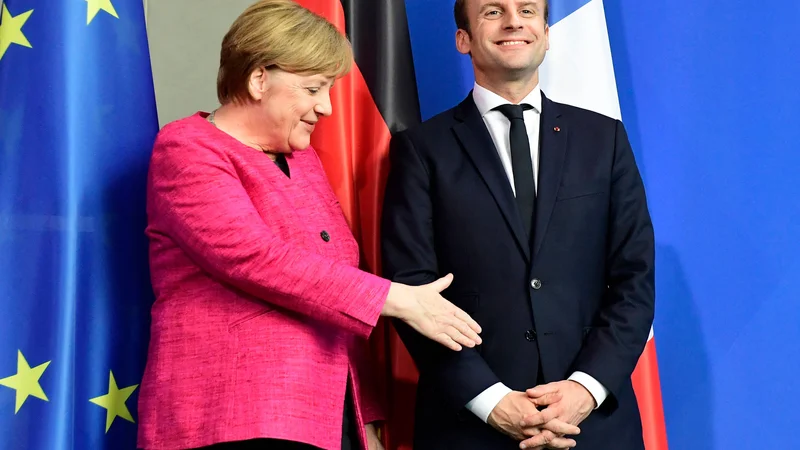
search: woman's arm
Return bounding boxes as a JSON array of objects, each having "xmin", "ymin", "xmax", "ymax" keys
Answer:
[{"xmin": 149, "ymin": 129, "xmax": 388, "ymax": 337}]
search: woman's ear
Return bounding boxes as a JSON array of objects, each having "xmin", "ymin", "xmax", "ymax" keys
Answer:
[{"xmin": 247, "ymin": 67, "xmax": 269, "ymax": 101}]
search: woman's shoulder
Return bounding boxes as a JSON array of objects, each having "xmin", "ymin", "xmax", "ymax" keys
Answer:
[
  {"xmin": 149, "ymin": 112, "xmax": 237, "ymax": 177},
  {"xmin": 155, "ymin": 112, "xmax": 212, "ymax": 145},
  {"xmin": 152, "ymin": 112, "xmax": 230, "ymax": 158}
]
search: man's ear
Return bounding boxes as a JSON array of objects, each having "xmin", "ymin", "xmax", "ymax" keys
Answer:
[
  {"xmin": 545, "ymin": 24, "xmax": 550, "ymax": 51},
  {"xmin": 456, "ymin": 28, "xmax": 472, "ymax": 56}
]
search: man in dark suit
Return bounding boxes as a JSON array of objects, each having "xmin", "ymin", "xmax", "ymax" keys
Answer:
[{"xmin": 380, "ymin": 0, "xmax": 655, "ymax": 448}]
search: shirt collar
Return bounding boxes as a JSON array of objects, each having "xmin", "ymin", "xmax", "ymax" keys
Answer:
[{"xmin": 472, "ymin": 82, "xmax": 542, "ymax": 117}]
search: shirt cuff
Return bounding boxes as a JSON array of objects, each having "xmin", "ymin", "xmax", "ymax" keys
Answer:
[
  {"xmin": 465, "ymin": 382, "xmax": 512, "ymax": 423},
  {"xmin": 568, "ymin": 371, "xmax": 609, "ymax": 409}
]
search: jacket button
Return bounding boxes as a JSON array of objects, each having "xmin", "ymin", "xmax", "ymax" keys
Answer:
[
  {"xmin": 531, "ymin": 278, "xmax": 542, "ymax": 289},
  {"xmin": 320, "ymin": 230, "xmax": 330, "ymax": 242},
  {"xmin": 525, "ymin": 330, "xmax": 537, "ymax": 342}
]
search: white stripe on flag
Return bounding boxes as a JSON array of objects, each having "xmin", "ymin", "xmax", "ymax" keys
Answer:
[
  {"xmin": 540, "ymin": 0, "xmax": 657, "ymax": 347},
  {"xmin": 539, "ymin": 0, "xmax": 621, "ymax": 120}
]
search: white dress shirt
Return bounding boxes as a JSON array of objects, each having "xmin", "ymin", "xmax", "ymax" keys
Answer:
[{"xmin": 464, "ymin": 82, "xmax": 610, "ymax": 423}]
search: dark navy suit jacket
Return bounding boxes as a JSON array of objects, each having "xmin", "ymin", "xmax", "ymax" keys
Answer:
[{"xmin": 381, "ymin": 92, "xmax": 655, "ymax": 450}]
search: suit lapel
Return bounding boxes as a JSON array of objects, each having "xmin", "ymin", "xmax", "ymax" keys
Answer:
[
  {"xmin": 533, "ymin": 93, "xmax": 568, "ymax": 258},
  {"xmin": 452, "ymin": 93, "xmax": 531, "ymax": 262}
]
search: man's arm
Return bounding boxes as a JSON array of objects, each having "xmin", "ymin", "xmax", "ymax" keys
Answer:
[
  {"xmin": 569, "ymin": 119, "xmax": 656, "ymax": 406},
  {"xmin": 522, "ymin": 120, "xmax": 654, "ymax": 446},
  {"xmin": 567, "ymin": 372, "xmax": 609, "ymax": 408},
  {"xmin": 381, "ymin": 130, "xmax": 501, "ymax": 410}
]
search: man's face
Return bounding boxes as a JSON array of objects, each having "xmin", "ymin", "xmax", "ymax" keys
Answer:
[{"xmin": 457, "ymin": 0, "xmax": 549, "ymax": 80}]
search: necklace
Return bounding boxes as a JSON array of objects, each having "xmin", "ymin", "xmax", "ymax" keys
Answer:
[{"xmin": 207, "ymin": 109, "xmax": 276, "ymax": 159}]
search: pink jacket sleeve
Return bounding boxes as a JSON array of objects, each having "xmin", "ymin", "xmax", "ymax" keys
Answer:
[{"xmin": 147, "ymin": 127, "xmax": 390, "ymax": 338}]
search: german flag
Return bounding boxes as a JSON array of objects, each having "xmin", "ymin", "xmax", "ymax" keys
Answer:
[{"xmin": 293, "ymin": 1, "xmax": 421, "ymax": 448}]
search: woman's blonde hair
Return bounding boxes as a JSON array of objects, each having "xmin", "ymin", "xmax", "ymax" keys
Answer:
[{"xmin": 217, "ymin": 0, "xmax": 352, "ymax": 104}]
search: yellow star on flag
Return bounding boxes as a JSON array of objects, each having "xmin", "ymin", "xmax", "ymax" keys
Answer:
[
  {"xmin": 0, "ymin": 4, "xmax": 33, "ymax": 61},
  {"xmin": 89, "ymin": 371, "xmax": 138, "ymax": 432},
  {"xmin": 0, "ymin": 350, "xmax": 50, "ymax": 413},
  {"xmin": 86, "ymin": 0, "xmax": 119, "ymax": 25}
]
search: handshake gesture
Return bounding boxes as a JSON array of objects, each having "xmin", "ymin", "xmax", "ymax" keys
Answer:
[
  {"xmin": 381, "ymin": 274, "xmax": 483, "ymax": 351},
  {"xmin": 488, "ymin": 381, "xmax": 596, "ymax": 449}
]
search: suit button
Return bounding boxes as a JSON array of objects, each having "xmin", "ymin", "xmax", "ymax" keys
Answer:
[
  {"xmin": 531, "ymin": 278, "xmax": 542, "ymax": 289},
  {"xmin": 320, "ymin": 230, "xmax": 330, "ymax": 242},
  {"xmin": 525, "ymin": 330, "xmax": 537, "ymax": 341}
]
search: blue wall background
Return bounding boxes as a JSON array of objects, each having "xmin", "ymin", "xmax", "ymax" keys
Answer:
[{"xmin": 405, "ymin": 1, "xmax": 800, "ymax": 448}]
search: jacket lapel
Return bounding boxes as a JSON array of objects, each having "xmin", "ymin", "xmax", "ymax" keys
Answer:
[
  {"xmin": 452, "ymin": 93, "xmax": 531, "ymax": 262},
  {"xmin": 533, "ymin": 93, "xmax": 568, "ymax": 258}
]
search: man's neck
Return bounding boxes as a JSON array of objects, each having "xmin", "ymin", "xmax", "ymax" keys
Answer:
[{"xmin": 474, "ymin": 70, "xmax": 540, "ymax": 104}]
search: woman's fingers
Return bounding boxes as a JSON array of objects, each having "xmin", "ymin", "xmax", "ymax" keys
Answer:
[
  {"xmin": 403, "ymin": 275, "xmax": 485, "ymax": 351},
  {"xmin": 450, "ymin": 304, "xmax": 482, "ymax": 334},
  {"xmin": 441, "ymin": 325, "xmax": 477, "ymax": 349},
  {"xmin": 440, "ymin": 313, "xmax": 482, "ymax": 346},
  {"xmin": 433, "ymin": 333, "xmax": 462, "ymax": 351}
]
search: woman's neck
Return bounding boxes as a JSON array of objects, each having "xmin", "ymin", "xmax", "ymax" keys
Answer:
[{"xmin": 209, "ymin": 103, "xmax": 278, "ymax": 159}]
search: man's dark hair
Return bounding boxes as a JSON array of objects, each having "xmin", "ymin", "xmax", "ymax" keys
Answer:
[{"xmin": 454, "ymin": 0, "xmax": 549, "ymax": 35}]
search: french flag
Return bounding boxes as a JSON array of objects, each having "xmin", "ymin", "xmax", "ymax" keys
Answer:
[{"xmin": 541, "ymin": 2, "xmax": 668, "ymax": 449}]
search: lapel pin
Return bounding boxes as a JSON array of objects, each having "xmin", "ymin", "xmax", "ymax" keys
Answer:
[{"xmin": 553, "ymin": 126, "xmax": 561, "ymax": 132}]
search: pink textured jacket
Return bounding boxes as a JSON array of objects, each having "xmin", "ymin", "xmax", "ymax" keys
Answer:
[{"xmin": 137, "ymin": 112, "xmax": 390, "ymax": 450}]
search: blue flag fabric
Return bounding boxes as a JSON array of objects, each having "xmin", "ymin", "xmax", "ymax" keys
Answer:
[{"xmin": 0, "ymin": 0, "xmax": 157, "ymax": 448}]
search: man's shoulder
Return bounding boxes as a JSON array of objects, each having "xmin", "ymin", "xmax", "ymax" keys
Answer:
[
  {"xmin": 548, "ymin": 98, "xmax": 620, "ymax": 129},
  {"xmin": 402, "ymin": 103, "xmax": 462, "ymax": 138}
]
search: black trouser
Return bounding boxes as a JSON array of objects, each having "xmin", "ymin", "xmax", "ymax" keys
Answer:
[{"xmin": 199, "ymin": 385, "xmax": 359, "ymax": 450}]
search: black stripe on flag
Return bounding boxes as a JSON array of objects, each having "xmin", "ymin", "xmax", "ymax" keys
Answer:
[{"xmin": 340, "ymin": 0, "xmax": 422, "ymax": 133}]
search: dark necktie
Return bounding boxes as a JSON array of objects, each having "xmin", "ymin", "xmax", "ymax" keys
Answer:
[{"xmin": 494, "ymin": 103, "xmax": 535, "ymax": 241}]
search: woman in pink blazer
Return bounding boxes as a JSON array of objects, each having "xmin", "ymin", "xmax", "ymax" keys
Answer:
[{"xmin": 136, "ymin": 2, "xmax": 482, "ymax": 450}]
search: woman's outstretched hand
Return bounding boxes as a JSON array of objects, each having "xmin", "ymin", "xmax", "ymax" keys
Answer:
[{"xmin": 382, "ymin": 274, "xmax": 482, "ymax": 351}]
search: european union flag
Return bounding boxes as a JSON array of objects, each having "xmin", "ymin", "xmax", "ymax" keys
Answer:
[{"xmin": 0, "ymin": 0, "xmax": 157, "ymax": 448}]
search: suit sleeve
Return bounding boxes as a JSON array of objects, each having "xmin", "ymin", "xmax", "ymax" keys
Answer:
[
  {"xmin": 148, "ymin": 130, "xmax": 389, "ymax": 338},
  {"xmin": 381, "ymin": 130, "xmax": 502, "ymax": 411},
  {"xmin": 570, "ymin": 120, "xmax": 656, "ymax": 407}
]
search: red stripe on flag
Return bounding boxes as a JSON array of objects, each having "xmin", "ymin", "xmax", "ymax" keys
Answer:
[
  {"xmin": 295, "ymin": 0, "xmax": 390, "ymax": 275},
  {"xmin": 387, "ymin": 328, "xmax": 417, "ymax": 449},
  {"xmin": 294, "ymin": 0, "xmax": 396, "ymax": 444},
  {"xmin": 632, "ymin": 337, "xmax": 669, "ymax": 450}
]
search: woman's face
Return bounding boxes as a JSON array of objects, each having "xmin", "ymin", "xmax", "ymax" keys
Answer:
[{"xmin": 249, "ymin": 68, "xmax": 335, "ymax": 152}]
